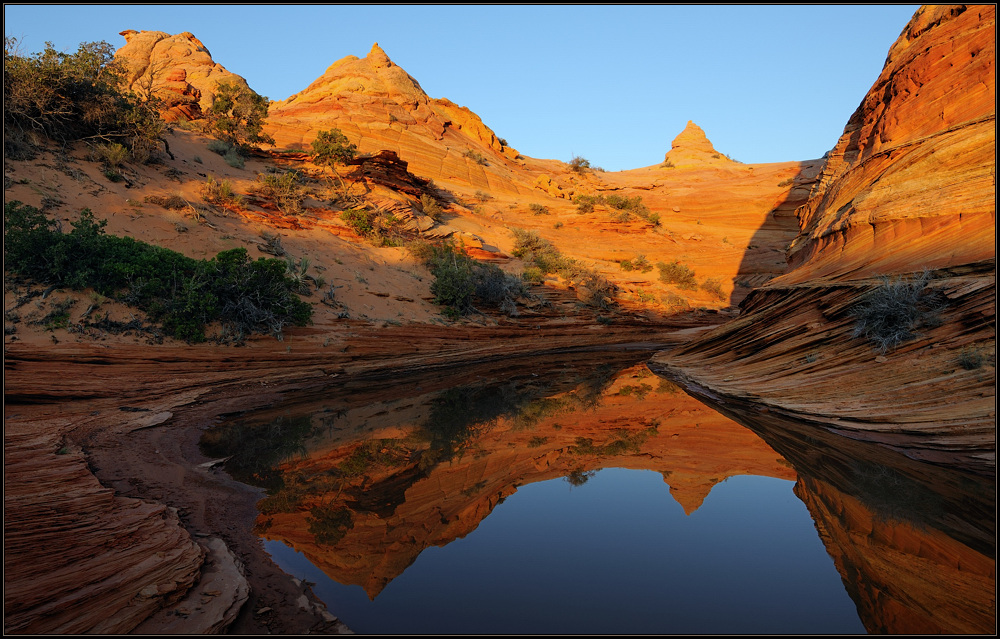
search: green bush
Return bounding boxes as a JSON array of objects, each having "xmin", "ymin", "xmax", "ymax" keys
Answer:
[
  {"xmin": 341, "ymin": 207, "xmax": 402, "ymax": 246},
  {"xmin": 620, "ymin": 254, "xmax": 652, "ymax": 273},
  {"xmin": 207, "ymin": 139, "xmax": 232, "ymax": 156},
  {"xmin": 4, "ymin": 38, "xmax": 165, "ymax": 160},
  {"xmin": 251, "ymin": 171, "xmax": 303, "ymax": 214},
  {"xmin": 4, "ymin": 201, "xmax": 311, "ymax": 342},
  {"xmin": 206, "ymin": 80, "xmax": 274, "ymax": 151},
  {"xmin": 223, "ymin": 147, "xmax": 245, "ymax": 169},
  {"xmin": 409, "ymin": 240, "xmax": 526, "ymax": 318},
  {"xmin": 571, "ymin": 193, "xmax": 658, "ymax": 225},
  {"xmin": 311, "ymin": 128, "xmax": 357, "ymax": 165},
  {"xmin": 657, "ymin": 260, "xmax": 698, "ymax": 290}
]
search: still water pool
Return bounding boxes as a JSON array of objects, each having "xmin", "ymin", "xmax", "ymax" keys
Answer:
[
  {"xmin": 202, "ymin": 351, "xmax": 994, "ymax": 634},
  {"xmin": 266, "ymin": 469, "xmax": 865, "ymax": 634}
]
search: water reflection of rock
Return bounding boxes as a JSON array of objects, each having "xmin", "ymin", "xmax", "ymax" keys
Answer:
[
  {"xmin": 202, "ymin": 351, "xmax": 795, "ymax": 599},
  {"xmin": 674, "ymin": 393, "xmax": 996, "ymax": 634}
]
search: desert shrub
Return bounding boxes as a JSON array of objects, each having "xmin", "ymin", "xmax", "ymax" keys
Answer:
[
  {"xmin": 574, "ymin": 195, "xmax": 599, "ymax": 214},
  {"xmin": 701, "ymin": 277, "xmax": 726, "ymax": 300},
  {"xmin": 251, "ymin": 171, "xmax": 304, "ymax": 214},
  {"xmin": 144, "ymin": 194, "xmax": 188, "ymax": 210},
  {"xmin": 341, "ymin": 207, "xmax": 402, "ymax": 246},
  {"xmin": 409, "ymin": 240, "xmax": 526, "ymax": 318},
  {"xmin": 307, "ymin": 506, "xmax": 354, "ymax": 546},
  {"xmin": 510, "ymin": 228, "xmax": 570, "ymax": 274},
  {"xmin": 660, "ymin": 159, "xmax": 675, "ymax": 168},
  {"xmin": 957, "ymin": 346, "xmax": 988, "ymax": 370},
  {"xmin": 569, "ymin": 156, "xmax": 591, "ymax": 173},
  {"xmin": 778, "ymin": 177, "xmax": 795, "ymax": 187},
  {"xmin": 463, "ymin": 149, "xmax": 489, "ymax": 166},
  {"xmin": 620, "ymin": 254, "xmax": 652, "ymax": 273},
  {"xmin": 658, "ymin": 260, "xmax": 698, "ymax": 290},
  {"xmin": 851, "ymin": 271, "xmax": 944, "ymax": 353},
  {"xmin": 207, "ymin": 139, "xmax": 232, "ymax": 156},
  {"xmin": 311, "ymin": 128, "xmax": 357, "ymax": 165},
  {"xmin": 223, "ymin": 147, "xmax": 245, "ymax": 169},
  {"xmin": 3, "ymin": 201, "xmax": 311, "ymax": 342},
  {"xmin": 521, "ymin": 266, "xmax": 544, "ymax": 284},
  {"xmin": 419, "ymin": 193, "xmax": 444, "ymax": 221},
  {"xmin": 571, "ymin": 193, "xmax": 658, "ymax": 225},
  {"xmin": 202, "ymin": 176, "xmax": 243, "ymax": 206},
  {"xmin": 605, "ymin": 194, "xmax": 657, "ymax": 225},
  {"xmin": 662, "ymin": 292, "xmax": 689, "ymax": 310},
  {"xmin": 92, "ymin": 142, "xmax": 128, "ymax": 168},
  {"xmin": 4, "ymin": 38, "xmax": 165, "ymax": 160},
  {"xmin": 565, "ymin": 468, "xmax": 596, "ymax": 486},
  {"xmin": 529, "ymin": 203, "xmax": 550, "ymax": 215},
  {"xmin": 206, "ymin": 80, "xmax": 274, "ymax": 151}
]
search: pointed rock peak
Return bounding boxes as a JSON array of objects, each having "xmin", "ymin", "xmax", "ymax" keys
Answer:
[
  {"xmin": 367, "ymin": 42, "xmax": 392, "ymax": 69},
  {"xmin": 664, "ymin": 120, "xmax": 728, "ymax": 166},
  {"xmin": 670, "ymin": 120, "xmax": 716, "ymax": 153}
]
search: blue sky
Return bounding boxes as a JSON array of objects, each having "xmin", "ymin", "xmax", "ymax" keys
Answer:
[{"xmin": 5, "ymin": 4, "xmax": 920, "ymax": 170}]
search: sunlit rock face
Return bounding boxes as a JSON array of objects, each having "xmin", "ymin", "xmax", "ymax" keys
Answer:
[
  {"xmin": 650, "ymin": 4, "xmax": 996, "ymax": 473},
  {"xmin": 266, "ymin": 43, "xmax": 526, "ymax": 194},
  {"xmin": 663, "ymin": 121, "xmax": 733, "ymax": 168},
  {"xmin": 115, "ymin": 30, "xmax": 252, "ymax": 121},
  {"xmin": 783, "ymin": 4, "xmax": 996, "ymax": 282}
]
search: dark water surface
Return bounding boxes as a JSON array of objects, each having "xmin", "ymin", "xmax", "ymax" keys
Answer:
[
  {"xmin": 201, "ymin": 351, "xmax": 995, "ymax": 634},
  {"xmin": 267, "ymin": 470, "xmax": 863, "ymax": 634}
]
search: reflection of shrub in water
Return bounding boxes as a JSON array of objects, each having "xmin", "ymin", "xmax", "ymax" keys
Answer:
[
  {"xmin": 200, "ymin": 415, "xmax": 314, "ymax": 494},
  {"xmin": 570, "ymin": 425, "xmax": 658, "ymax": 457},
  {"xmin": 850, "ymin": 460, "xmax": 942, "ymax": 528},
  {"xmin": 307, "ymin": 505, "xmax": 354, "ymax": 546},
  {"xmin": 565, "ymin": 468, "xmax": 596, "ymax": 486},
  {"xmin": 419, "ymin": 382, "xmax": 526, "ymax": 468},
  {"xmin": 617, "ymin": 383, "xmax": 653, "ymax": 399},
  {"xmin": 339, "ymin": 439, "xmax": 408, "ymax": 477}
]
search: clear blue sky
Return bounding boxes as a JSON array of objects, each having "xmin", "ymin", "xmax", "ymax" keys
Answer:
[{"xmin": 5, "ymin": 4, "xmax": 920, "ymax": 171}]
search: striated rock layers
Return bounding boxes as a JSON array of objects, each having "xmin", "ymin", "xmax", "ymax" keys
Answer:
[
  {"xmin": 115, "ymin": 30, "xmax": 252, "ymax": 122},
  {"xmin": 649, "ymin": 4, "xmax": 996, "ymax": 473},
  {"xmin": 266, "ymin": 43, "xmax": 529, "ymax": 194}
]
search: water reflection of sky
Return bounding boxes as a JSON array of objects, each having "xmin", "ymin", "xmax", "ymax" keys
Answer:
[{"xmin": 266, "ymin": 469, "xmax": 865, "ymax": 635}]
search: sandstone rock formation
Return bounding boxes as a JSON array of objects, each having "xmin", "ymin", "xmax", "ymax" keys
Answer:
[
  {"xmin": 266, "ymin": 43, "xmax": 526, "ymax": 194},
  {"xmin": 649, "ymin": 4, "xmax": 996, "ymax": 473},
  {"xmin": 783, "ymin": 4, "xmax": 995, "ymax": 281},
  {"xmin": 663, "ymin": 120, "xmax": 732, "ymax": 167},
  {"xmin": 116, "ymin": 30, "xmax": 252, "ymax": 121}
]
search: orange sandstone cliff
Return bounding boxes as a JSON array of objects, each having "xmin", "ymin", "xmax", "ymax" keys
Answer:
[{"xmin": 649, "ymin": 4, "xmax": 996, "ymax": 472}]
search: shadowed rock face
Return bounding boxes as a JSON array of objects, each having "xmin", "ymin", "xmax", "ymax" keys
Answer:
[
  {"xmin": 650, "ymin": 5, "xmax": 996, "ymax": 473},
  {"xmin": 697, "ymin": 400, "xmax": 996, "ymax": 634}
]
